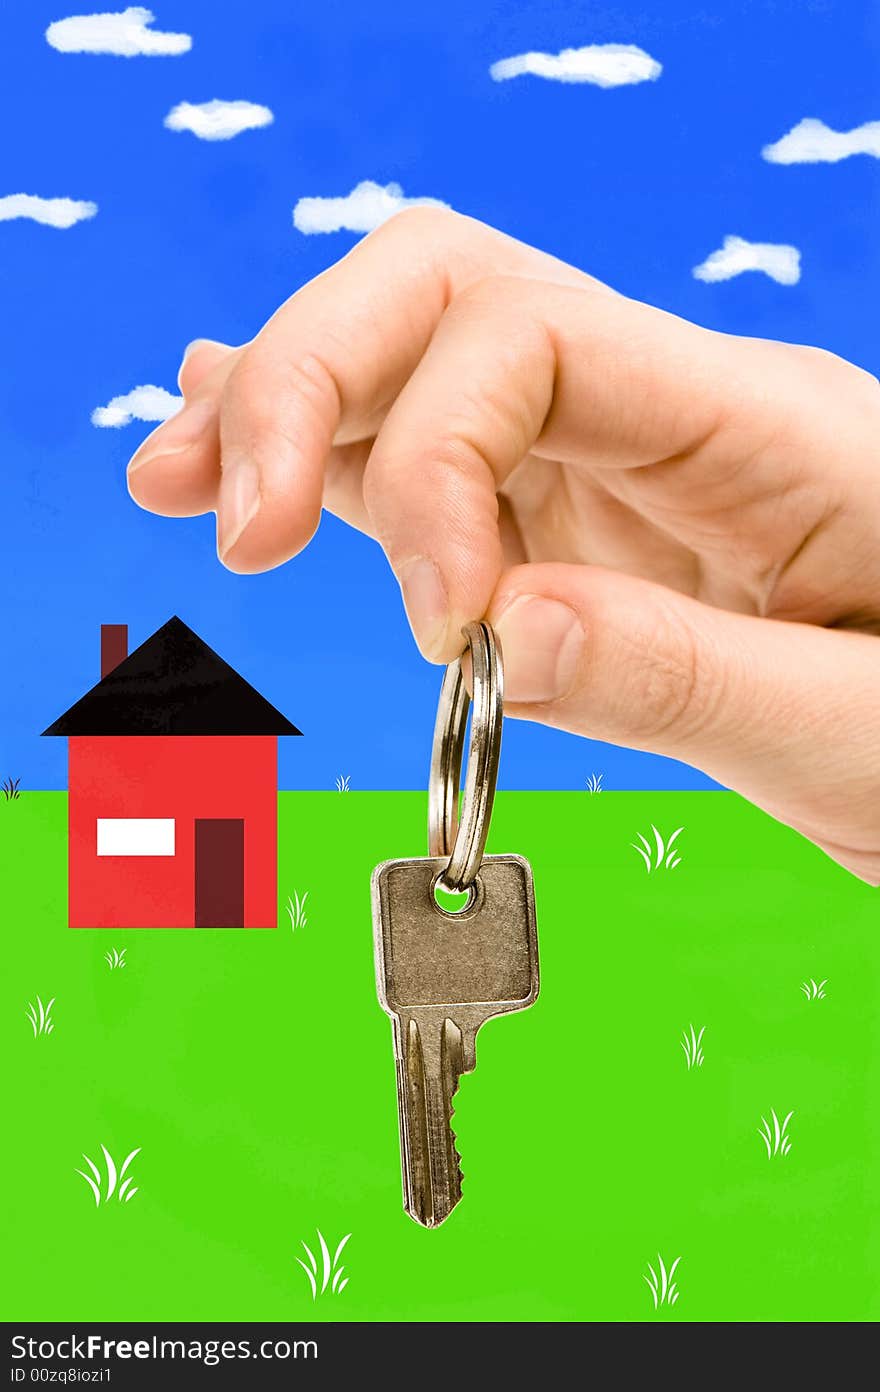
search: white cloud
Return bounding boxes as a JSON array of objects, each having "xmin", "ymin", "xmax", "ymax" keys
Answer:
[
  {"xmin": 292, "ymin": 180, "xmax": 448, "ymax": 235},
  {"xmin": 0, "ymin": 193, "xmax": 97, "ymax": 228},
  {"xmin": 91, "ymin": 384, "xmax": 182, "ymax": 428},
  {"xmin": 693, "ymin": 235, "xmax": 801, "ymax": 286},
  {"xmin": 164, "ymin": 99, "xmax": 274, "ymax": 141},
  {"xmin": 46, "ymin": 6, "xmax": 191, "ymax": 56},
  {"xmin": 490, "ymin": 43, "xmax": 661, "ymax": 87},
  {"xmin": 762, "ymin": 117, "xmax": 880, "ymax": 165}
]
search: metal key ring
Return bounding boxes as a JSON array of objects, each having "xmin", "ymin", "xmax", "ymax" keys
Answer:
[{"xmin": 428, "ymin": 620, "xmax": 503, "ymax": 894}]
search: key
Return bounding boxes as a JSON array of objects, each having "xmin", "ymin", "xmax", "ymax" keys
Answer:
[{"xmin": 372, "ymin": 852, "xmax": 539, "ymax": 1228}]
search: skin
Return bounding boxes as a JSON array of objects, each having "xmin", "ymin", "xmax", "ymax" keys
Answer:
[{"xmin": 127, "ymin": 207, "xmax": 880, "ymax": 884}]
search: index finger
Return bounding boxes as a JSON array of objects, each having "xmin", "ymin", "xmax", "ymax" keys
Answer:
[{"xmin": 126, "ymin": 207, "xmax": 609, "ymax": 552}]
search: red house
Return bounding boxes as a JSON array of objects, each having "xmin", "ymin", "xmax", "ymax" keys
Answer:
[{"xmin": 43, "ymin": 618, "xmax": 301, "ymax": 929}]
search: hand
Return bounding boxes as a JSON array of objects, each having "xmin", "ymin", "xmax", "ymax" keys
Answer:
[{"xmin": 127, "ymin": 208, "xmax": 880, "ymax": 884}]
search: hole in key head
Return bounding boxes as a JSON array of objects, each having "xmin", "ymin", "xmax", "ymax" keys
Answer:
[{"xmin": 431, "ymin": 872, "xmax": 482, "ymax": 918}]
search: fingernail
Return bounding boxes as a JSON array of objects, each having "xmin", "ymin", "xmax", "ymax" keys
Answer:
[
  {"xmin": 398, "ymin": 557, "xmax": 449, "ymax": 659},
  {"xmin": 127, "ymin": 396, "xmax": 216, "ymax": 473},
  {"xmin": 494, "ymin": 596, "xmax": 583, "ymax": 702},
  {"xmin": 218, "ymin": 455, "xmax": 261, "ymax": 559}
]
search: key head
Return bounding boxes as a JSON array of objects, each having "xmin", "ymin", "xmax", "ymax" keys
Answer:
[{"xmin": 372, "ymin": 854, "xmax": 539, "ymax": 1017}]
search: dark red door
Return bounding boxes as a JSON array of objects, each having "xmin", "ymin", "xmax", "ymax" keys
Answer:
[{"xmin": 194, "ymin": 819, "xmax": 244, "ymax": 927}]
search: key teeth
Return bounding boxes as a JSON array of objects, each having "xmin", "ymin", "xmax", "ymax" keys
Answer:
[
  {"xmin": 447, "ymin": 1105, "xmax": 462, "ymax": 1173},
  {"xmin": 442, "ymin": 1016, "xmax": 465, "ymax": 1184}
]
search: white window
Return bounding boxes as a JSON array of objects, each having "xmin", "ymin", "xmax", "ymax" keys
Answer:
[{"xmin": 97, "ymin": 818, "xmax": 176, "ymax": 856}]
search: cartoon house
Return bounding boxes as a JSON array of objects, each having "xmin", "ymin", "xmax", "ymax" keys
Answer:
[{"xmin": 43, "ymin": 617, "xmax": 301, "ymax": 929}]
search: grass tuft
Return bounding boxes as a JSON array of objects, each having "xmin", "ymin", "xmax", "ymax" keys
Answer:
[
  {"xmin": 644, "ymin": 1254, "xmax": 681, "ymax": 1309},
  {"xmin": 286, "ymin": 890, "xmax": 309, "ymax": 932},
  {"xmin": 800, "ymin": 977, "xmax": 827, "ymax": 1001},
  {"xmin": 680, "ymin": 1024, "xmax": 705, "ymax": 1070},
  {"xmin": 26, "ymin": 995, "xmax": 55, "ymax": 1037},
  {"xmin": 75, "ymin": 1145, "xmax": 141, "ymax": 1206},
  {"xmin": 296, "ymin": 1230, "xmax": 351, "ymax": 1300},
  {"xmin": 631, "ymin": 824, "xmax": 683, "ymax": 873},
  {"xmin": 758, "ymin": 1108, "xmax": 793, "ymax": 1158}
]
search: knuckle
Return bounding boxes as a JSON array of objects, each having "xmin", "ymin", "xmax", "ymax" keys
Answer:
[
  {"xmin": 221, "ymin": 353, "xmax": 274, "ymax": 439},
  {"xmin": 222, "ymin": 347, "xmax": 340, "ymax": 448},
  {"xmin": 425, "ymin": 431, "xmax": 496, "ymax": 493},
  {"xmin": 374, "ymin": 202, "xmax": 459, "ymax": 243},
  {"xmin": 365, "ymin": 431, "xmax": 492, "ymax": 510},
  {"xmin": 363, "ymin": 433, "xmax": 499, "ymax": 548},
  {"xmin": 449, "ymin": 274, "xmax": 529, "ymax": 318},
  {"xmin": 283, "ymin": 351, "xmax": 343, "ymax": 420},
  {"xmin": 786, "ymin": 342, "xmax": 880, "ymax": 403},
  {"xmin": 443, "ymin": 280, "xmax": 552, "ymax": 394},
  {"xmin": 617, "ymin": 597, "xmax": 715, "ymax": 745}
]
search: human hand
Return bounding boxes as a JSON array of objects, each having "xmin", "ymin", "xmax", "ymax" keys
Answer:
[{"xmin": 127, "ymin": 209, "xmax": 880, "ymax": 883}]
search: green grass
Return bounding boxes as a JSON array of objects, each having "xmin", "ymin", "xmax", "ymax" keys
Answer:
[{"xmin": 1, "ymin": 790, "xmax": 878, "ymax": 1321}]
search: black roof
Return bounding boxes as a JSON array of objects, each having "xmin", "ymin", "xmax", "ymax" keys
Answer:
[{"xmin": 43, "ymin": 617, "xmax": 302, "ymax": 737}]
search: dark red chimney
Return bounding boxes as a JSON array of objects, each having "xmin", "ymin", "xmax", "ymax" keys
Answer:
[{"xmin": 101, "ymin": 624, "xmax": 128, "ymax": 678}]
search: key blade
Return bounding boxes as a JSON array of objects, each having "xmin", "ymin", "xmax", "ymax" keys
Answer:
[{"xmin": 397, "ymin": 1014, "xmax": 467, "ymax": 1228}]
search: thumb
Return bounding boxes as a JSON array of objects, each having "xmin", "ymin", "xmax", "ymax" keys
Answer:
[{"xmin": 488, "ymin": 563, "xmax": 880, "ymax": 880}]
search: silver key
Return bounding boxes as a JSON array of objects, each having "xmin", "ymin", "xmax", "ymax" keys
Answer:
[{"xmin": 372, "ymin": 852, "xmax": 539, "ymax": 1228}]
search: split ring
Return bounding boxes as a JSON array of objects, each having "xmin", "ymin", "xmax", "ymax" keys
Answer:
[{"xmin": 427, "ymin": 620, "xmax": 503, "ymax": 894}]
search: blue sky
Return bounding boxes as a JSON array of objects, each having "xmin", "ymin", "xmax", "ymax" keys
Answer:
[{"xmin": 2, "ymin": 1, "xmax": 878, "ymax": 791}]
